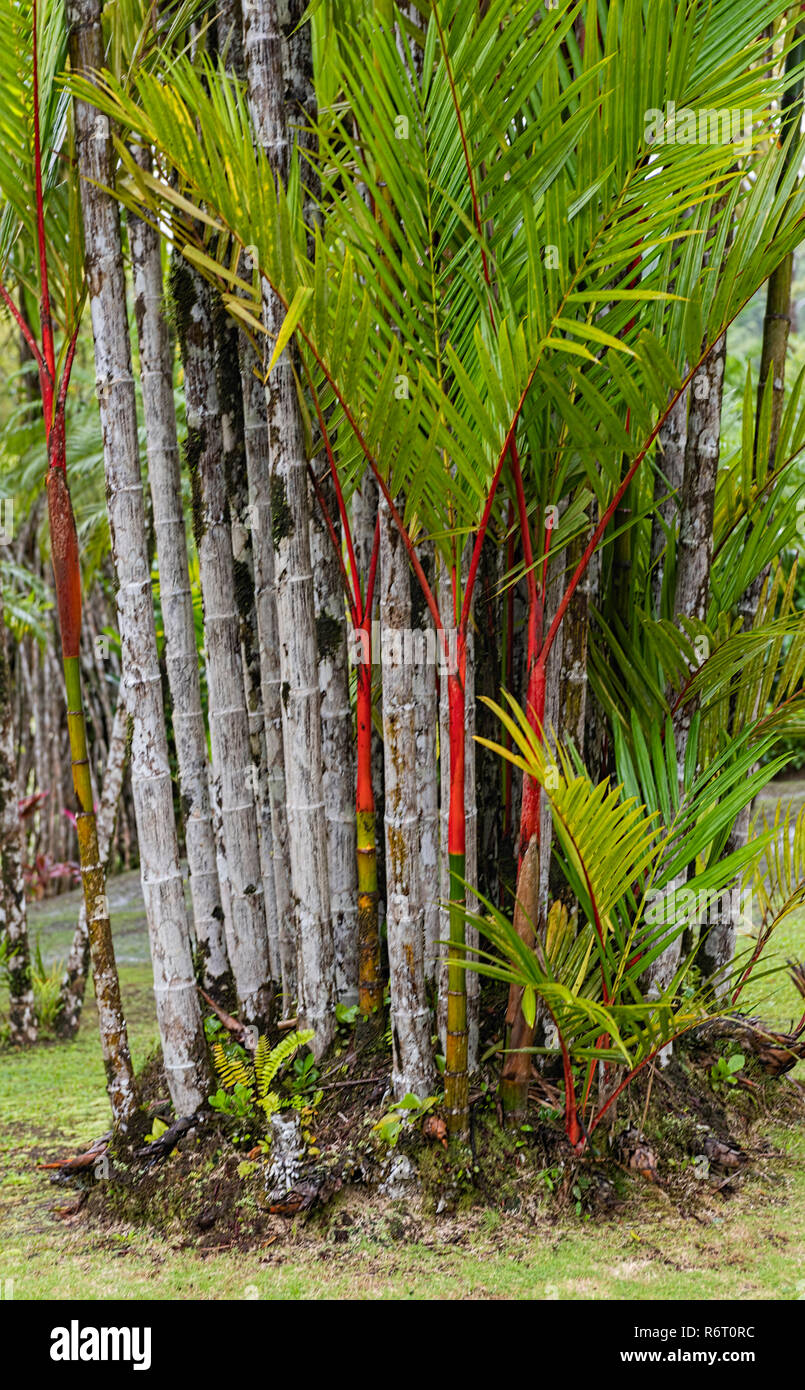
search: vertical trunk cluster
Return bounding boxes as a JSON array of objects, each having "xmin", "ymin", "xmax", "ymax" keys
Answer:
[
  {"xmin": 0, "ymin": 592, "xmax": 37, "ymax": 1045},
  {"xmin": 213, "ymin": 292, "xmax": 281, "ymax": 993},
  {"xmin": 411, "ymin": 544, "xmax": 439, "ymax": 986},
  {"xmin": 311, "ymin": 476, "xmax": 359, "ymax": 1004},
  {"xmin": 169, "ymin": 256, "xmax": 274, "ymax": 1033},
  {"xmin": 68, "ymin": 0, "xmax": 208, "ymax": 1116},
  {"xmin": 214, "ymin": 3, "xmax": 290, "ymax": 1006},
  {"xmin": 643, "ymin": 334, "xmax": 725, "ymax": 1001},
  {"xmin": 353, "ymin": 474, "xmax": 386, "ymax": 966},
  {"xmin": 379, "ymin": 501, "xmax": 433, "ymax": 1095},
  {"xmin": 499, "ymin": 525, "xmax": 566, "ymax": 1122},
  {"xmin": 127, "ymin": 156, "xmax": 231, "ymax": 1004},
  {"xmin": 243, "ymin": 0, "xmax": 334, "ymax": 1056},
  {"xmin": 239, "ymin": 341, "xmax": 296, "ymax": 1004}
]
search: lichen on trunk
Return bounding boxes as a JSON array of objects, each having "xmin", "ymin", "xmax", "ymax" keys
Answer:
[
  {"xmin": 68, "ymin": 0, "xmax": 209, "ymax": 1116},
  {"xmin": 128, "ymin": 150, "xmax": 231, "ymax": 1007},
  {"xmin": 379, "ymin": 499, "xmax": 433, "ymax": 1098},
  {"xmin": 0, "ymin": 590, "xmax": 37, "ymax": 1046}
]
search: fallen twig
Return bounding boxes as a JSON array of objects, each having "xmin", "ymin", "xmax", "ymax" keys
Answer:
[{"xmin": 317, "ymin": 1075, "xmax": 387, "ymax": 1092}]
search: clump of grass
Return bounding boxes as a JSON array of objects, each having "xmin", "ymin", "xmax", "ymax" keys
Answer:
[{"xmin": 31, "ymin": 936, "xmax": 63, "ymax": 1033}]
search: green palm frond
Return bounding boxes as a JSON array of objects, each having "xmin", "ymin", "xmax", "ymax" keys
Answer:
[
  {"xmin": 0, "ymin": 0, "xmax": 87, "ymax": 342},
  {"xmin": 462, "ymin": 670, "xmax": 790, "ymax": 1090},
  {"xmin": 477, "ymin": 690, "xmax": 777, "ymax": 987},
  {"xmin": 751, "ymin": 798, "xmax": 805, "ymax": 929},
  {"xmin": 0, "ymin": 555, "xmax": 52, "ymax": 642},
  {"xmin": 592, "ymin": 575, "xmax": 805, "ymax": 772},
  {"xmin": 65, "ymin": 1, "xmax": 805, "ymax": 589},
  {"xmin": 461, "ymin": 883, "xmax": 713, "ymax": 1074}
]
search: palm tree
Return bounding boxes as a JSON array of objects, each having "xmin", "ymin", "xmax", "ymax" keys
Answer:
[{"xmin": 465, "ymin": 696, "xmax": 790, "ymax": 1150}]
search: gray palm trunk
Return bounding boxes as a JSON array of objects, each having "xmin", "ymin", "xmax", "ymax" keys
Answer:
[
  {"xmin": 412, "ymin": 545, "xmax": 439, "ymax": 985},
  {"xmin": 650, "ymin": 389, "xmax": 688, "ymax": 617},
  {"xmin": 556, "ymin": 528, "xmax": 590, "ymax": 759},
  {"xmin": 352, "ymin": 475, "xmax": 386, "ymax": 928},
  {"xmin": 213, "ymin": 297, "xmax": 281, "ymax": 991},
  {"xmin": 462, "ymin": 566, "xmax": 479, "ymax": 1072},
  {"xmin": 57, "ymin": 691, "xmax": 128, "ymax": 1039},
  {"xmin": 311, "ymin": 474, "xmax": 359, "ymax": 1005},
  {"xmin": 644, "ymin": 334, "xmax": 726, "ymax": 1001},
  {"xmin": 218, "ymin": 0, "xmax": 282, "ymax": 994},
  {"xmin": 127, "ymin": 155, "xmax": 231, "ymax": 1003},
  {"xmin": 243, "ymin": 0, "xmax": 334, "ymax": 1055},
  {"xmin": 379, "ymin": 501, "xmax": 433, "ymax": 1096},
  {"xmin": 674, "ymin": 339, "xmax": 724, "ymax": 632},
  {"xmin": 436, "ymin": 552, "xmax": 478, "ymax": 1066},
  {"xmin": 169, "ymin": 258, "xmax": 274, "ymax": 1033},
  {"xmin": 0, "ymin": 592, "xmax": 36, "ymax": 1045},
  {"xmin": 69, "ymin": 0, "xmax": 209, "ymax": 1115},
  {"xmin": 239, "ymin": 343, "xmax": 296, "ymax": 1003},
  {"xmin": 535, "ymin": 537, "xmax": 566, "ymax": 1036}
]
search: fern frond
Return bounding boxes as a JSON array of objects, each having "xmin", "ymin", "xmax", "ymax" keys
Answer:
[
  {"xmin": 254, "ymin": 1029, "xmax": 315, "ymax": 1100},
  {"xmin": 212, "ymin": 1040, "xmax": 253, "ymax": 1095}
]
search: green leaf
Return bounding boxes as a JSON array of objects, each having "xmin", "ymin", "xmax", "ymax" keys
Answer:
[{"xmin": 264, "ymin": 285, "xmax": 313, "ymax": 378}]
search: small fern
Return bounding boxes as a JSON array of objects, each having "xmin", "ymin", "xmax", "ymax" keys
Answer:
[
  {"xmin": 209, "ymin": 1028, "xmax": 315, "ymax": 1129},
  {"xmin": 211, "ymin": 1041, "xmax": 254, "ymax": 1097},
  {"xmin": 254, "ymin": 1029, "xmax": 314, "ymax": 1100}
]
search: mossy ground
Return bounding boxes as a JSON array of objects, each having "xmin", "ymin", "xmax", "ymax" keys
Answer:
[{"xmin": 2, "ymin": 857, "xmax": 805, "ymax": 1299}]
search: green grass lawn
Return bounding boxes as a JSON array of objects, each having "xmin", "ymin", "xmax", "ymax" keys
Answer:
[
  {"xmin": 1, "ymin": 958, "xmax": 805, "ymax": 1299},
  {"xmin": 2, "ymin": 850, "xmax": 805, "ymax": 1300}
]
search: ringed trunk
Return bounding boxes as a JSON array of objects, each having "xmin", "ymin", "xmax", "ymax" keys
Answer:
[
  {"xmin": 128, "ymin": 155, "xmax": 231, "ymax": 1003},
  {"xmin": 0, "ymin": 592, "xmax": 37, "ymax": 1046},
  {"xmin": 379, "ymin": 499, "xmax": 433, "ymax": 1097}
]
